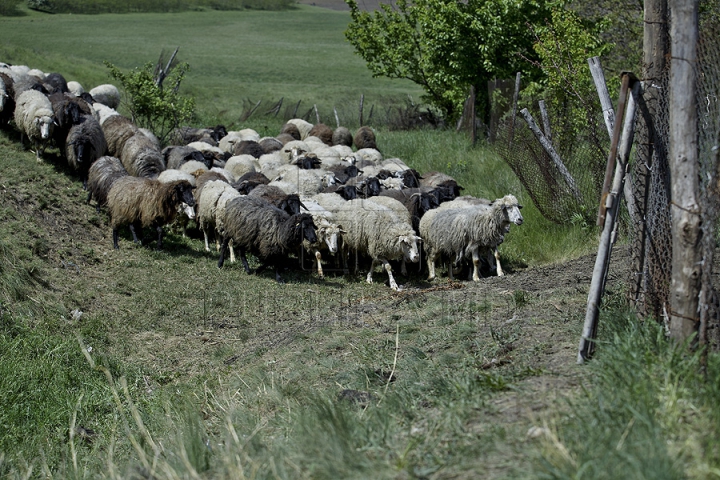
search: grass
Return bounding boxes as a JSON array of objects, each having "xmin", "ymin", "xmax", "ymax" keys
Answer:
[
  {"xmin": 535, "ymin": 308, "xmax": 720, "ymax": 479},
  {"xmin": 0, "ymin": 6, "xmax": 423, "ymax": 129},
  {"xmin": 2, "ymin": 6, "xmax": 710, "ymax": 480}
]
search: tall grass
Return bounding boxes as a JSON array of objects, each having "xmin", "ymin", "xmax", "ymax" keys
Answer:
[{"xmin": 535, "ymin": 308, "xmax": 720, "ymax": 479}]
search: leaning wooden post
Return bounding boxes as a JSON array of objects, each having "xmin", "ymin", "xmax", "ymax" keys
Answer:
[
  {"xmin": 520, "ymin": 108, "xmax": 583, "ymax": 202},
  {"xmin": 578, "ymin": 78, "xmax": 640, "ymax": 363},
  {"xmin": 668, "ymin": 0, "xmax": 701, "ymax": 343},
  {"xmin": 359, "ymin": 94, "xmax": 365, "ymax": 126},
  {"xmin": 508, "ymin": 72, "xmax": 521, "ymax": 145},
  {"xmin": 589, "ymin": 58, "xmax": 638, "ymax": 224},
  {"xmin": 334, "ymin": 107, "xmax": 340, "ymax": 128}
]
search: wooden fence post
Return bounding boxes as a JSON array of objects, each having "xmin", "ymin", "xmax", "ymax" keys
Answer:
[{"xmin": 579, "ymin": 78, "xmax": 641, "ymax": 363}]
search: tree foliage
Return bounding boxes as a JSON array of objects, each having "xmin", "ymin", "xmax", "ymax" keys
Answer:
[
  {"xmin": 104, "ymin": 61, "xmax": 195, "ymax": 146},
  {"xmin": 344, "ymin": 0, "xmax": 550, "ymax": 122}
]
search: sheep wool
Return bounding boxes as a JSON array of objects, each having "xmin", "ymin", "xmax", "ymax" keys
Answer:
[
  {"xmin": 13, "ymin": 89, "xmax": 54, "ymax": 160},
  {"xmin": 107, "ymin": 177, "xmax": 195, "ymax": 249},
  {"xmin": 89, "ymin": 84, "xmax": 121, "ymax": 109},
  {"xmin": 65, "ymin": 114, "xmax": 108, "ymax": 186},
  {"xmin": 86, "ymin": 155, "xmax": 128, "ymax": 208},
  {"xmin": 120, "ymin": 133, "xmax": 165, "ymax": 178}
]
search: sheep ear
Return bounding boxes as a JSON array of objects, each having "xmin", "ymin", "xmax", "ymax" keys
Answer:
[
  {"xmin": 299, "ymin": 201, "xmax": 308, "ymax": 211},
  {"xmin": 518, "ymin": 204, "xmax": 523, "ymax": 209}
]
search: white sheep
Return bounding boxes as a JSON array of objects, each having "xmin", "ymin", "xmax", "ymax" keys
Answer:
[
  {"xmin": 158, "ymin": 169, "xmax": 197, "ymax": 187},
  {"xmin": 419, "ymin": 196, "xmax": 520, "ymax": 282},
  {"xmin": 332, "ymin": 198, "xmax": 420, "ymax": 291},
  {"xmin": 196, "ymin": 180, "xmax": 240, "ymax": 257},
  {"xmin": 224, "ymin": 155, "xmax": 257, "ymax": 180},
  {"xmin": 89, "ymin": 84, "xmax": 121, "ymax": 109},
  {"xmin": 13, "ymin": 89, "xmax": 54, "ymax": 161},
  {"xmin": 67, "ymin": 81, "xmax": 85, "ymax": 96},
  {"xmin": 433, "ymin": 194, "xmax": 523, "ymax": 277}
]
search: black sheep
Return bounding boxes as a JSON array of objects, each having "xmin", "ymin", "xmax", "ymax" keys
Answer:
[{"xmin": 218, "ymin": 196, "xmax": 318, "ymax": 283}]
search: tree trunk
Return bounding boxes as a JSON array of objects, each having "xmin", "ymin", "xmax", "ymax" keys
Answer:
[{"xmin": 669, "ymin": 0, "xmax": 701, "ymax": 343}]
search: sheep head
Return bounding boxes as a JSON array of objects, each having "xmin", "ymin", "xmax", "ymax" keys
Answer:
[
  {"xmin": 292, "ymin": 213, "xmax": 317, "ymax": 245},
  {"xmin": 174, "ymin": 181, "xmax": 196, "ymax": 208},
  {"xmin": 35, "ymin": 116, "xmax": 53, "ymax": 139},
  {"xmin": 398, "ymin": 234, "xmax": 421, "ymax": 263},
  {"xmin": 317, "ymin": 219, "xmax": 340, "ymax": 254}
]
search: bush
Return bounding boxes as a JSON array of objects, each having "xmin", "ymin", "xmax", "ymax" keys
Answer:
[
  {"xmin": 0, "ymin": 0, "xmax": 24, "ymax": 15},
  {"xmin": 104, "ymin": 60, "xmax": 195, "ymax": 146}
]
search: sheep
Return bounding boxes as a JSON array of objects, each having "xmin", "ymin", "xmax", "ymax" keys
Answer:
[
  {"xmin": 233, "ymin": 171, "xmax": 270, "ymax": 194},
  {"xmin": 328, "ymin": 164, "xmax": 362, "ymax": 185},
  {"xmin": 233, "ymin": 140, "xmax": 265, "ymax": 158},
  {"xmin": 86, "ymin": 155, "xmax": 128, "ymax": 210},
  {"xmin": 107, "ymin": 177, "xmax": 195, "ymax": 250},
  {"xmin": 217, "ymin": 196, "xmax": 318, "ymax": 284},
  {"xmin": 163, "ymin": 145, "xmax": 210, "ymax": 170},
  {"xmin": 195, "ymin": 171, "xmax": 231, "ymax": 199},
  {"xmin": 187, "ymin": 141, "xmax": 227, "ymax": 164},
  {"xmin": 379, "ymin": 189, "xmax": 439, "ymax": 234},
  {"xmin": 42, "ymin": 72, "xmax": 69, "ymax": 94},
  {"xmin": 13, "ymin": 89, "xmax": 54, "ymax": 161},
  {"xmin": 434, "ymin": 195, "xmax": 523, "ymax": 277},
  {"xmin": 248, "ymin": 184, "xmax": 306, "ymax": 215},
  {"xmin": 332, "ymin": 198, "xmax": 420, "ymax": 291},
  {"xmin": 354, "ymin": 148, "xmax": 383, "ymax": 164},
  {"xmin": 89, "ymin": 84, "xmax": 121, "ymax": 109},
  {"xmin": 179, "ymin": 160, "xmax": 209, "ymax": 175},
  {"xmin": 259, "ymin": 136, "xmax": 283, "ymax": 154},
  {"xmin": 67, "ymin": 81, "xmax": 84, "ymax": 96},
  {"xmin": 286, "ymin": 118, "xmax": 313, "ymax": 140},
  {"xmin": 48, "ymin": 91, "xmax": 95, "ymax": 150},
  {"xmin": 279, "ymin": 140, "xmax": 311, "ymax": 163},
  {"xmin": 273, "ymin": 166, "xmax": 331, "ymax": 196},
  {"xmin": 308, "ymin": 123, "xmax": 333, "ymax": 145},
  {"xmin": 280, "ymin": 122, "xmax": 301, "ymax": 141},
  {"xmin": 92, "ymin": 102, "xmax": 120, "ymax": 125},
  {"xmin": 102, "ymin": 115, "xmax": 140, "ymax": 156},
  {"xmin": 419, "ymin": 171, "xmax": 464, "ymax": 200},
  {"xmin": 276, "ymin": 132, "xmax": 297, "ymax": 145},
  {"xmin": 354, "ymin": 126, "xmax": 377, "ymax": 150},
  {"xmin": 0, "ymin": 72, "xmax": 14, "ymax": 125},
  {"xmin": 120, "ymin": 133, "xmax": 165, "ymax": 178},
  {"xmin": 65, "ymin": 113, "xmax": 108, "ymax": 188},
  {"xmin": 168, "ymin": 125, "xmax": 226, "ymax": 146},
  {"xmin": 224, "ymin": 155, "xmax": 257, "ymax": 180},
  {"xmin": 139, "ymin": 128, "xmax": 161, "ymax": 150},
  {"xmin": 196, "ymin": 180, "xmax": 240, "ymax": 255},
  {"xmin": 292, "ymin": 152, "xmax": 322, "ymax": 170},
  {"xmin": 332, "ymin": 126, "xmax": 352, "ymax": 147},
  {"xmin": 419, "ymin": 196, "xmax": 518, "ymax": 282},
  {"xmin": 158, "ymin": 169, "xmax": 197, "ymax": 187},
  {"xmin": 257, "ymin": 152, "xmax": 286, "ymax": 180},
  {"xmin": 297, "ymin": 198, "xmax": 342, "ymax": 279}
]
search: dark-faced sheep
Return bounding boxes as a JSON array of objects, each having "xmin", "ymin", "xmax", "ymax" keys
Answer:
[
  {"xmin": 0, "ymin": 72, "xmax": 14, "ymax": 125},
  {"xmin": 107, "ymin": 177, "xmax": 195, "ymax": 250},
  {"xmin": 163, "ymin": 145, "xmax": 210, "ymax": 170},
  {"xmin": 65, "ymin": 114, "xmax": 108, "ymax": 188},
  {"xmin": 218, "ymin": 196, "xmax": 318, "ymax": 283},
  {"xmin": 233, "ymin": 140, "xmax": 265, "ymax": 158},
  {"xmin": 280, "ymin": 122, "xmax": 301, "ymax": 141},
  {"xmin": 42, "ymin": 72, "xmax": 69, "ymax": 94},
  {"xmin": 419, "ymin": 171, "xmax": 464, "ymax": 201},
  {"xmin": 233, "ymin": 171, "xmax": 270, "ymax": 195},
  {"xmin": 248, "ymin": 184, "xmax": 306, "ymax": 215}
]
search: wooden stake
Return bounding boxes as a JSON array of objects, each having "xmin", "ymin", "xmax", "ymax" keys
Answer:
[
  {"xmin": 578, "ymin": 80, "xmax": 640, "ymax": 363},
  {"xmin": 520, "ymin": 108, "xmax": 583, "ymax": 202}
]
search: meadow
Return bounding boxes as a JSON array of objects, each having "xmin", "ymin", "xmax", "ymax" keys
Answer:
[{"xmin": 2, "ymin": 6, "xmax": 720, "ymax": 479}]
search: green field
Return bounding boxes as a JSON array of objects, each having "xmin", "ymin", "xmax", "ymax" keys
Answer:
[
  {"xmin": 2, "ymin": 7, "xmax": 719, "ymax": 480},
  {"xmin": 0, "ymin": 5, "xmax": 424, "ymax": 128}
]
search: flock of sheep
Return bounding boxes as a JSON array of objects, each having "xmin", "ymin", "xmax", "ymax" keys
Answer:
[{"xmin": 0, "ymin": 61, "xmax": 524, "ymax": 290}]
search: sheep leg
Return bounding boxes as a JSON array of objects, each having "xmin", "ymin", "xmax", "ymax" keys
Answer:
[
  {"xmin": 217, "ymin": 237, "xmax": 230, "ymax": 268},
  {"xmin": 471, "ymin": 246, "xmax": 482, "ymax": 282},
  {"xmin": 427, "ymin": 252, "xmax": 437, "ymax": 281},
  {"xmin": 112, "ymin": 228, "xmax": 120, "ymax": 250},
  {"xmin": 273, "ymin": 266, "xmax": 285, "ymax": 284},
  {"xmin": 400, "ymin": 258, "xmax": 407, "ymax": 276},
  {"xmin": 129, "ymin": 222, "xmax": 141, "ymax": 244},
  {"xmin": 315, "ymin": 250, "xmax": 324, "ymax": 279},
  {"xmin": 229, "ymin": 239, "xmax": 236, "ymax": 264},
  {"xmin": 203, "ymin": 230, "xmax": 211, "ymax": 252},
  {"xmin": 155, "ymin": 225, "xmax": 164, "ymax": 250},
  {"xmin": 86, "ymin": 191, "xmax": 92, "ymax": 205},
  {"xmin": 494, "ymin": 247, "xmax": 504, "ymax": 277},
  {"xmin": 448, "ymin": 260, "xmax": 455, "ymax": 281},
  {"xmin": 239, "ymin": 250, "xmax": 251, "ymax": 274},
  {"xmin": 366, "ymin": 258, "xmax": 378, "ymax": 284},
  {"xmin": 382, "ymin": 259, "xmax": 400, "ymax": 291}
]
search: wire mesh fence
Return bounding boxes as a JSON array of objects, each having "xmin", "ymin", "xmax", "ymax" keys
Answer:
[{"xmin": 491, "ymin": 10, "xmax": 719, "ymax": 347}]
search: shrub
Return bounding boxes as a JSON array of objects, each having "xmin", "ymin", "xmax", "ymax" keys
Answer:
[{"xmin": 104, "ymin": 60, "xmax": 196, "ymax": 146}]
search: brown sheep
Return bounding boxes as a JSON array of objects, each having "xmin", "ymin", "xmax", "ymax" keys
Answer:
[
  {"xmin": 308, "ymin": 123, "xmax": 333, "ymax": 146},
  {"xmin": 107, "ymin": 177, "xmax": 195, "ymax": 250}
]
